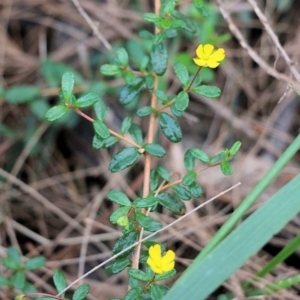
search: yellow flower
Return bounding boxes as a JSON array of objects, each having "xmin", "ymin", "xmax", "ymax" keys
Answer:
[
  {"xmin": 147, "ymin": 244, "xmax": 175, "ymax": 274},
  {"xmin": 193, "ymin": 44, "xmax": 225, "ymax": 68}
]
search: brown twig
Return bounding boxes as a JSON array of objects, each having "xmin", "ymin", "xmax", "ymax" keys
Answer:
[
  {"xmin": 131, "ymin": 0, "xmax": 161, "ymax": 272},
  {"xmin": 215, "ymin": 0, "xmax": 300, "ymax": 91},
  {"xmin": 70, "ymin": 0, "xmax": 112, "ymax": 51}
]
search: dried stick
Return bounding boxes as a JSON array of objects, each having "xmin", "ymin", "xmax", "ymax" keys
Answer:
[
  {"xmin": 71, "ymin": 0, "xmax": 112, "ymax": 51},
  {"xmin": 247, "ymin": 0, "xmax": 300, "ymax": 82},
  {"xmin": 215, "ymin": 0, "xmax": 300, "ymax": 91}
]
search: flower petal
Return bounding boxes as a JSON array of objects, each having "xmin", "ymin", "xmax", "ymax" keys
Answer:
[
  {"xmin": 209, "ymin": 48, "xmax": 225, "ymax": 62},
  {"xmin": 162, "ymin": 250, "xmax": 175, "ymax": 264},
  {"xmin": 206, "ymin": 59, "xmax": 220, "ymax": 68},
  {"xmin": 203, "ymin": 44, "xmax": 214, "ymax": 58},
  {"xmin": 195, "ymin": 44, "xmax": 204, "ymax": 59},
  {"xmin": 149, "ymin": 244, "xmax": 161, "ymax": 260},
  {"xmin": 147, "ymin": 257, "xmax": 163, "ymax": 274},
  {"xmin": 162, "ymin": 261, "xmax": 175, "ymax": 273},
  {"xmin": 193, "ymin": 58, "xmax": 207, "ymax": 67}
]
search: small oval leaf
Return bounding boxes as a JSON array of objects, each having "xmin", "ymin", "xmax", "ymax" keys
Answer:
[
  {"xmin": 72, "ymin": 284, "xmax": 90, "ymax": 300},
  {"xmin": 158, "ymin": 112, "xmax": 182, "ymax": 143},
  {"xmin": 45, "ymin": 105, "xmax": 69, "ymax": 122},
  {"xmin": 76, "ymin": 93, "xmax": 99, "ymax": 108},
  {"xmin": 150, "ymin": 43, "xmax": 168, "ymax": 76},
  {"xmin": 61, "ymin": 72, "xmax": 74, "ymax": 101},
  {"xmin": 157, "ymin": 193, "xmax": 186, "ymax": 215},
  {"xmin": 109, "ymin": 147, "xmax": 141, "ymax": 173},
  {"xmin": 107, "ymin": 190, "xmax": 131, "ymax": 206},
  {"xmin": 174, "ymin": 62, "xmax": 189, "ymax": 87},
  {"xmin": 143, "ymin": 143, "xmax": 166, "ymax": 157},
  {"xmin": 136, "ymin": 212, "xmax": 162, "ymax": 232},
  {"xmin": 192, "ymin": 85, "xmax": 221, "ymax": 98},
  {"xmin": 53, "ymin": 269, "xmax": 67, "ymax": 295},
  {"xmin": 93, "ymin": 120, "xmax": 110, "ymax": 139},
  {"xmin": 175, "ymin": 91, "xmax": 189, "ymax": 112}
]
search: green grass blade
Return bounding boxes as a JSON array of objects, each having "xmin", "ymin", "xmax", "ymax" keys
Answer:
[
  {"xmin": 256, "ymin": 232, "xmax": 300, "ymax": 278},
  {"xmin": 163, "ymin": 174, "xmax": 300, "ymax": 300},
  {"xmin": 246, "ymin": 274, "xmax": 300, "ymax": 297},
  {"xmin": 197, "ymin": 133, "xmax": 300, "ymax": 261}
]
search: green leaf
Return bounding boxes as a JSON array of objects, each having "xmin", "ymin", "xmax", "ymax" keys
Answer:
[
  {"xmin": 120, "ymin": 78, "xmax": 144, "ymax": 105},
  {"xmin": 107, "ymin": 190, "xmax": 131, "ymax": 207},
  {"xmin": 61, "ymin": 71, "xmax": 74, "ymax": 101},
  {"xmin": 117, "ymin": 48, "xmax": 129, "ymax": 66},
  {"xmin": 143, "ymin": 143, "xmax": 166, "ymax": 157},
  {"xmin": 105, "ymin": 258, "xmax": 131, "ymax": 275},
  {"xmin": 230, "ymin": 141, "xmax": 242, "ymax": 156},
  {"xmin": 45, "ymin": 105, "xmax": 69, "ymax": 122},
  {"xmin": 150, "ymin": 284, "xmax": 165, "ymax": 300},
  {"xmin": 109, "ymin": 147, "xmax": 141, "ymax": 173},
  {"xmin": 124, "ymin": 286, "xmax": 143, "ymax": 300},
  {"xmin": 150, "ymin": 170, "xmax": 159, "ymax": 192},
  {"xmin": 174, "ymin": 62, "xmax": 189, "ymax": 87},
  {"xmin": 0, "ymin": 275, "xmax": 10, "ymax": 287},
  {"xmin": 4, "ymin": 85, "xmax": 41, "ymax": 103},
  {"xmin": 134, "ymin": 195, "xmax": 158, "ymax": 208},
  {"xmin": 117, "ymin": 216, "xmax": 129, "ymax": 229},
  {"xmin": 72, "ymin": 283, "xmax": 90, "ymax": 300},
  {"xmin": 150, "ymin": 43, "xmax": 168, "ymax": 76},
  {"xmin": 53, "ymin": 269, "xmax": 67, "ymax": 295},
  {"xmin": 191, "ymin": 148, "xmax": 211, "ymax": 164},
  {"xmin": 182, "ymin": 171, "xmax": 197, "ymax": 186},
  {"xmin": 22, "ymin": 282, "xmax": 37, "ymax": 294},
  {"xmin": 136, "ymin": 106, "xmax": 154, "ymax": 117},
  {"xmin": 7, "ymin": 247, "xmax": 21, "ymax": 265},
  {"xmin": 93, "ymin": 98, "xmax": 107, "ymax": 121},
  {"xmin": 163, "ymin": 0, "xmax": 177, "ymax": 13},
  {"xmin": 158, "ymin": 112, "xmax": 182, "ymax": 143},
  {"xmin": 140, "ymin": 55, "xmax": 150, "ymax": 71},
  {"xmin": 100, "ymin": 64, "xmax": 121, "ymax": 76},
  {"xmin": 128, "ymin": 123, "xmax": 143, "ymax": 145},
  {"xmin": 155, "ymin": 269, "xmax": 176, "ymax": 281},
  {"xmin": 193, "ymin": 0, "xmax": 209, "ymax": 17},
  {"xmin": 155, "ymin": 90, "xmax": 169, "ymax": 103},
  {"xmin": 112, "ymin": 232, "xmax": 138, "ymax": 256},
  {"xmin": 210, "ymin": 152, "xmax": 226, "ymax": 164},
  {"xmin": 124, "ymin": 71, "xmax": 136, "ymax": 85},
  {"xmin": 193, "ymin": 85, "xmax": 221, "ymax": 98},
  {"xmin": 1, "ymin": 257, "xmax": 19, "ymax": 270},
  {"xmin": 145, "ymin": 74, "xmax": 155, "ymax": 90},
  {"xmin": 188, "ymin": 182, "xmax": 203, "ymax": 198},
  {"xmin": 172, "ymin": 185, "xmax": 191, "ymax": 200},
  {"xmin": 170, "ymin": 104, "xmax": 183, "ymax": 117},
  {"xmin": 139, "ymin": 29, "xmax": 154, "ymax": 40},
  {"xmin": 157, "ymin": 166, "xmax": 171, "ymax": 182},
  {"xmin": 174, "ymin": 91, "xmax": 189, "ymax": 112},
  {"xmin": 24, "ymin": 256, "xmax": 46, "ymax": 270},
  {"xmin": 165, "ymin": 28, "xmax": 178, "ymax": 38},
  {"xmin": 143, "ymin": 13, "xmax": 161, "ymax": 23},
  {"xmin": 172, "ymin": 10, "xmax": 197, "ymax": 33},
  {"xmin": 75, "ymin": 93, "xmax": 99, "ymax": 108},
  {"xmin": 220, "ymin": 161, "xmax": 233, "ymax": 175},
  {"xmin": 157, "ymin": 193, "xmax": 186, "ymax": 215},
  {"xmin": 121, "ymin": 117, "xmax": 132, "ymax": 135},
  {"xmin": 93, "ymin": 120, "xmax": 110, "ymax": 139},
  {"xmin": 184, "ymin": 149, "xmax": 196, "ymax": 171},
  {"xmin": 92, "ymin": 135, "xmax": 118, "ymax": 149},
  {"xmin": 128, "ymin": 268, "xmax": 152, "ymax": 282},
  {"xmin": 136, "ymin": 212, "xmax": 162, "ymax": 232},
  {"xmin": 11, "ymin": 271, "xmax": 25, "ymax": 290},
  {"xmin": 110, "ymin": 207, "xmax": 131, "ymax": 224}
]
